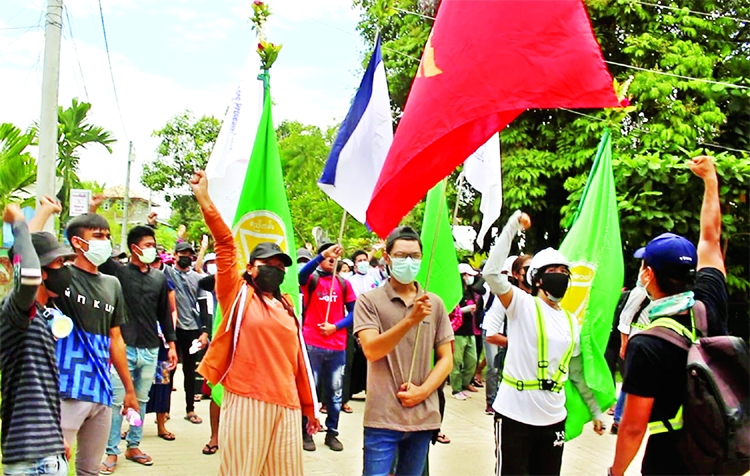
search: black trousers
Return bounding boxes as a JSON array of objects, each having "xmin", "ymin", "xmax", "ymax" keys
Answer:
[
  {"xmin": 498, "ymin": 414, "xmax": 566, "ymax": 476},
  {"xmin": 175, "ymin": 328, "xmax": 202, "ymax": 414}
]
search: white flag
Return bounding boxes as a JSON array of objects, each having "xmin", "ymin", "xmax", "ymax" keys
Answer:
[
  {"xmin": 463, "ymin": 133, "xmax": 502, "ymax": 247},
  {"xmin": 206, "ymin": 53, "xmax": 264, "ymax": 226},
  {"xmin": 318, "ymin": 37, "xmax": 392, "ymax": 224}
]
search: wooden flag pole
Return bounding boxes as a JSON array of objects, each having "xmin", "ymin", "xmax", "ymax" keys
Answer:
[
  {"xmin": 406, "ymin": 179, "xmax": 447, "ymax": 386},
  {"xmin": 323, "ymin": 210, "xmax": 348, "ymax": 324}
]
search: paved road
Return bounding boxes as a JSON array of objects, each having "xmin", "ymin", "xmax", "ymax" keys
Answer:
[{"xmin": 111, "ymin": 371, "xmax": 644, "ymax": 475}]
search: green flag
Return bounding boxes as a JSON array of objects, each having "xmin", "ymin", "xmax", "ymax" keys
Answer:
[
  {"xmin": 416, "ymin": 180, "xmax": 463, "ymax": 312},
  {"xmin": 559, "ymin": 129, "xmax": 623, "ymax": 440},
  {"xmin": 211, "ymin": 72, "xmax": 300, "ymax": 406}
]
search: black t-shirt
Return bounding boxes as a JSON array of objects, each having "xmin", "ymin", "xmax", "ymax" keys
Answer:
[
  {"xmin": 622, "ymin": 267, "xmax": 728, "ymax": 475},
  {"xmin": 455, "ymin": 290, "xmax": 477, "ymax": 337}
]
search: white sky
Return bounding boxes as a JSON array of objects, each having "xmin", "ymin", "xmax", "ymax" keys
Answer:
[{"xmin": 0, "ymin": 0, "xmax": 366, "ymax": 203}]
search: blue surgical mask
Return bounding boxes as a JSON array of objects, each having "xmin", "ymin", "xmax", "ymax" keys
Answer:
[
  {"xmin": 356, "ymin": 262, "xmax": 370, "ymax": 275},
  {"xmin": 78, "ymin": 238, "xmax": 112, "ymax": 267},
  {"xmin": 389, "ymin": 257, "xmax": 421, "ymax": 285}
]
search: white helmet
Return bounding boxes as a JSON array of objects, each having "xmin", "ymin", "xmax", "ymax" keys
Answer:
[
  {"xmin": 501, "ymin": 255, "xmax": 517, "ymax": 275},
  {"xmin": 527, "ymin": 248, "xmax": 570, "ymax": 285}
]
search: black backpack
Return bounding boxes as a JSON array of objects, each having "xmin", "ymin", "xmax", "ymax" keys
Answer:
[{"xmin": 637, "ymin": 302, "xmax": 750, "ymax": 475}]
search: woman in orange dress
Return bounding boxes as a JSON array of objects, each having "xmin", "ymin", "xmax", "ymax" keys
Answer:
[{"xmin": 190, "ymin": 170, "xmax": 320, "ymax": 476}]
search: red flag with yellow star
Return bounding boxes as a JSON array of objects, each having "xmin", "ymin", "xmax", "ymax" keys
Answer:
[{"xmin": 365, "ymin": 0, "xmax": 619, "ymax": 237}]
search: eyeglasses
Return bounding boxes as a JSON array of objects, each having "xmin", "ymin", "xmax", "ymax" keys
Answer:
[{"xmin": 391, "ymin": 253, "xmax": 423, "ymax": 260}]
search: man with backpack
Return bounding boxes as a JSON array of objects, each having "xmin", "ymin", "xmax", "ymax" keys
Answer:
[
  {"xmin": 610, "ymin": 156, "xmax": 732, "ymax": 476},
  {"xmin": 298, "ymin": 243, "xmax": 356, "ymax": 452}
]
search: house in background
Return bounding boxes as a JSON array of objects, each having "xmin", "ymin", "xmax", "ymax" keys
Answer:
[{"xmin": 100, "ymin": 185, "xmax": 161, "ymax": 249}]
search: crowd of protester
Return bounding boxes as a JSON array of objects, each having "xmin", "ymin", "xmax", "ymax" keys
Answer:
[{"xmin": 0, "ymin": 156, "xmax": 738, "ymax": 476}]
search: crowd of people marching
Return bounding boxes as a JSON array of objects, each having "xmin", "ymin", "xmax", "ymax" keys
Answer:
[{"xmin": 0, "ymin": 155, "xmax": 739, "ymax": 476}]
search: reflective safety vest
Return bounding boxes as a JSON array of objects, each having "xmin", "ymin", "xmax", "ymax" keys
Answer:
[
  {"xmin": 641, "ymin": 310, "xmax": 697, "ymax": 435},
  {"xmin": 502, "ymin": 297, "xmax": 576, "ymax": 393}
]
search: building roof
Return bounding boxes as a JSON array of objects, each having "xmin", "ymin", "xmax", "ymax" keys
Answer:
[{"xmin": 103, "ymin": 186, "xmax": 158, "ymax": 206}]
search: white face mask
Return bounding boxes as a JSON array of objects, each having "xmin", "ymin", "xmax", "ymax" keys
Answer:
[
  {"xmin": 77, "ymin": 238, "xmax": 112, "ymax": 267},
  {"xmin": 340, "ymin": 271, "xmax": 353, "ymax": 280},
  {"xmin": 464, "ymin": 276, "xmax": 475, "ymax": 286},
  {"xmin": 637, "ymin": 269, "xmax": 651, "ymax": 299},
  {"xmin": 136, "ymin": 246, "xmax": 157, "ymax": 264},
  {"xmin": 206, "ymin": 263, "xmax": 217, "ymax": 275},
  {"xmin": 356, "ymin": 262, "xmax": 370, "ymax": 275}
]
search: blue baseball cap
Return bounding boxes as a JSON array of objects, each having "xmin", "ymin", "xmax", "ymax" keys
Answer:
[{"xmin": 634, "ymin": 233, "xmax": 697, "ymax": 272}]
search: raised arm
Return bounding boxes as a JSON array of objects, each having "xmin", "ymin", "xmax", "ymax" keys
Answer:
[
  {"xmin": 688, "ymin": 156, "xmax": 725, "ymax": 276},
  {"xmin": 4, "ymin": 204, "xmax": 41, "ymax": 326},
  {"xmin": 189, "ymin": 171, "xmax": 242, "ymax": 308},
  {"xmin": 28, "ymin": 195, "xmax": 61, "ymax": 233},
  {"xmin": 483, "ymin": 211, "xmax": 531, "ymax": 309}
]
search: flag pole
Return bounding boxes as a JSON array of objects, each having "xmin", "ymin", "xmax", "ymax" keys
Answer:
[
  {"xmin": 452, "ymin": 172, "xmax": 464, "ymax": 225},
  {"xmin": 407, "ymin": 179, "xmax": 447, "ymax": 386},
  {"xmin": 323, "ymin": 210, "xmax": 348, "ymax": 324}
]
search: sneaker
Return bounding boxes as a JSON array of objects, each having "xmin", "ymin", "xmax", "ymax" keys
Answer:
[
  {"xmin": 485, "ymin": 404, "xmax": 495, "ymax": 415},
  {"xmin": 610, "ymin": 423, "xmax": 619, "ymax": 435},
  {"xmin": 303, "ymin": 434, "xmax": 316, "ymax": 452},
  {"xmin": 324, "ymin": 434, "xmax": 344, "ymax": 452},
  {"xmin": 452, "ymin": 391, "xmax": 468, "ymax": 401}
]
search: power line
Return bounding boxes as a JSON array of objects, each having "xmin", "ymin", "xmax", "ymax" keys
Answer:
[
  {"xmin": 604, "ymin": 61, "xmax": 749, "ymax": 90},
  {"xmin": 391, "ymin": 6, "xmax": 749, "ymax": 90},
  {"xmin": 632, "ymin": 0, "xmax": 750, "ymax": 23},
  {"xmin": 560, "ymin": 108, "xmax": 750, "ymax": 155},
  {"xmin": 97, "ymin": 0, "xmax": 128, "ymax": 140},
  {"xmin": 0, "ymin": 25, "xmax": 40, "ymax": 30},
  {"xmin": 63, "ymin": 6, "xmax": 89, "ymax": 101}
]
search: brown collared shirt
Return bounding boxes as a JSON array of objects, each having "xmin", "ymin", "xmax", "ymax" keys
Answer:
[{"xmin": 353, "ymin": 280, "xmax": 454, "ymax": 432}]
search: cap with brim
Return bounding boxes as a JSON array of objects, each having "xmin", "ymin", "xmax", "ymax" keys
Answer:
[
  {"xmin": 634, "ymin": 233, "xmax": 697, "ymax": 272},
  {"xmin": 174, "ymin": 242, "xmax": 195, "ymax": 254},
  {"xmin": 29, "ymin": 232, "xmax": 76, "ymax": 266},
  {"xmin": 297, "ymin": 248, "xmax": 313, "ymax": 261},
  {"xmin": 250, "ymin": 242, "xmax": 293, "ymax": 267},
  {"xmin": 458, "ymin": 263, "xmax": 478, "ymax": 276},
  {"xmin": 317, "ymin": 242, "xmax": 334, "ymax": 256},
  {"xmin": 112, "ymin": 250, "xmax": 127, "ymax": 260},
  {"xmin": 203, "ymin": 253, "xmax": 216, "ymax": 262}
]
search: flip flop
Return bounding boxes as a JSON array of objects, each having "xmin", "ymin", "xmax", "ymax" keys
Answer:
[
  {"xmin": 184, "ymin": 413, "xmax": 203, "ymax": 424},
  {"xmin": 125, "ymin": 453, "xmax": 153, "ymax": 466},
  {"xmin": 437, "ymin": 433, "xmax": 451, "ymax": 444},
  {"xmin": 202, "ymin": 444, "xmax": 219, "ymax": 455},
  {"xmin": 99, "ymin": 461, "xmax": 116, "ymax": 475},
  {"xmin": 158, "ymin": 432, "xmax": 176, "ymax": 441},
  {"xmin": 342, "ymin": 404, "xmax": 353, "ymax": 414}
]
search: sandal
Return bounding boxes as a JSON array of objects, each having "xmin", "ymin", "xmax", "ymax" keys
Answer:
[
  {"xmin": 437, "ymin": 433, "xmax": 451, "ymax": 444},
  {"xmin": 99, "ymin": 461, "xmax": 116, "ymax": 475},
  {"xmin": 202, "ymin": 444, "xmax": 219, "ymax": 455},
  {"xmin": 125, "ymin": 453, "xmax": 153, "ymax": 466},
  {"xmin": 158, "ymin": 432, "xmax": 176, "ymax": 441},
  {"xmin": 184, "ymin": 413, "xmax": 203, "ymax": 424},
  {"xmin": 342, "ymin": 403, "xmax": 353, "ymax": 414}
]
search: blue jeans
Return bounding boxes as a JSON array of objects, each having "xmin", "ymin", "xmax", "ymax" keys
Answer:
[
  {"xmin": 614, "ymin": 391, "xmax": 627, "ymax": 424},
  {"xmin": 106, "ymin": 346, "xmax": 158, "ymax": 455},
  {"xmin": 306, "ymin": 345, "xmax": 346, "ymax": 436},
  {"xmin": 3, "ymin": 455, "xmax": 67, "ymax": 475},
  {"xmin": 482, "ymin": 330, "xmax": 500, "ymax": 407},
  {"xmin": 363, "ymin": 427, "xmax": 433, "ymax": 476}
]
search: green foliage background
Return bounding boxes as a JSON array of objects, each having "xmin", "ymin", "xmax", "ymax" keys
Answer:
[{"xmin": 138, "ymin": 0, "xmax": 748, "ymax": 336}]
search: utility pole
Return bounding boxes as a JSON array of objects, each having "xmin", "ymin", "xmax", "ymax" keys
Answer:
[
  {"xmin": 36, "ymin": 0, "xmax": 64, "ymax": 233},
  {"xmin": 120, "ymin": 141, "xmax": 133, "ymax": 252}
]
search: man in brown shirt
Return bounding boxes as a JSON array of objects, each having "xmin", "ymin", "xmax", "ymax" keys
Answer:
[{"xmin": 354, "ymin": 226, "xmax": 454, "ymax": 476}]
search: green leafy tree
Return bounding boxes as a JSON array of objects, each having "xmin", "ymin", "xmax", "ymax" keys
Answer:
[
  {"xmin": 54, "ymin": 98, "xmax": 116, "ymax": 223},
  {"xmin": 140, "ymin": 111, "xmax": 221, "ymax": 242},
  {"xmin": 354, "ymin": 0, "xmax": 749, "ymax": 335},
  {"xmin": 0, "ymin": 123, "xmax": 37, "ymax": 241}
]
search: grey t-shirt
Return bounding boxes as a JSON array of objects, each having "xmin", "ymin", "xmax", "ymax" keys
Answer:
[
  {"xmin": 164, "ymin": 266, "xmax": 207, "ymax": 331},
  {"xmin": 353, "ymin": 280, "xmax": 454, "ymax": 432}
]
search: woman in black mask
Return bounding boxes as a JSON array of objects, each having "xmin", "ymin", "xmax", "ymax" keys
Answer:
[
  {"xmin": 483, "ymin": 212, "xmax": 604, "ymax": 476},
  {"xmin": 188, "ymin": 170, "xmax": 320, "ymax": 476}
]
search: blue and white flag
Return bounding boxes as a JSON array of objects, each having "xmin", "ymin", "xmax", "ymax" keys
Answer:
[{"xmin": 318, "ymin": 37, "xmax": 393, "ymax": 224}]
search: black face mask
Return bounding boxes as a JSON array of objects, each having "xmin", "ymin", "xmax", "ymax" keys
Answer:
[
  {"xmin": 254, "ymin": 265, "xmax": 285, "ymax": 293},
  {"xmin": 44, "ymin": 265, "xmax": 71, "ymax": 297},
  {"xmin": 177, "ymin": 256, "xmax": 193, "ymax": 269},
  {"xmin": 539, "ymin": 273, "xmax": 570, "ymax": 302}
]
